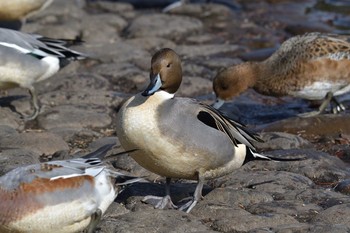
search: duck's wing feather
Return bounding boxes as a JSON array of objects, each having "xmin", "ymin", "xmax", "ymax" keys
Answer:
[
  {"xmin": 159, "ymin": 97, "xmax": 261, "ymax": 151},
  {"xmin": 0, "ymin": 158, "xmax": 105, "ymax": 190},
  {"xmin": 0, "ymin": 28, "xmax": 86, "ymax": 60},
  {"xmin": 197, "ymin": 102, "xmax": 263, "ymax": 149}
]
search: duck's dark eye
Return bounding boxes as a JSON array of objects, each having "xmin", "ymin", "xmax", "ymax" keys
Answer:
[{"xmin": 166, "ymin": 63, "xmax": 171, "ymax": 68}]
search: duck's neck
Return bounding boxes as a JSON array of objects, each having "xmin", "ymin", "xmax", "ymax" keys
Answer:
[
  {"xmin": 231, "ymin": 61, "xmax": 260, "ymax": 89},
  {"xmin": 152, "ymin": 90, "xmax": 175, "ymax": 101},
  {"xmin": 245, "ymin": 62, "xmax": 261, "ymax": 88}
]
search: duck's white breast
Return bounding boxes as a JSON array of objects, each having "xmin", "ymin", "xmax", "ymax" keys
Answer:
[{"xmin": 116, "ymin": 93, "xmax": 203, "ymax": 179}]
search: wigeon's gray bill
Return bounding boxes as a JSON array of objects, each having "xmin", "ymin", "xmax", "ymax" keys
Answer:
[
  {"xmin": 0, "ymin": 144, "xmax": 141, "ymax": 233},
  {"xmin": 116, "ymin": 48, "xmax": 302, "ymax": 213},
  {"xmin": 213, "ymin": 32, "xmax": 350, "ymax": 116},
  {"xmin": 0, "ymin": 27, "xmax": 88, "ymax": 120}
]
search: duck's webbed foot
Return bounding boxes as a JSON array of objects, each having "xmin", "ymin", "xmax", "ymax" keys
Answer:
[
  {"xmin": 142, "ymin": 195, "xmax": 177, "ymax": 209},
  {"xmin": 142, "ymin": 177, "xmax": 177, "ymax": 209},
  {"xmin": 299, "ymin": 92, "xmax": 345, "ymax": 117},
  {"xmin": 179, "ymin": 177, "xmax": 204, "ymax": 213}
]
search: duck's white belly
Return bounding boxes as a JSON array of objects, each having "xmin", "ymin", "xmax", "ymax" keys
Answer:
[
  {"xmin": 1, "ymin": 171, "xmax": 115, "ymax": 233},
  {"xmin": 290, "ymin": 81, "xmax": 350, "ymax": 100},
  {"xmin": 3, "ymin": 201, "xmax": 93, "ymax": 233},
  {"xmin": 116, "ymin": 94, "xmax": 201, "ymax": 179}
]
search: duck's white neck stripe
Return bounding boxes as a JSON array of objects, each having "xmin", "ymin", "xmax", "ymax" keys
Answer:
[{"xmin": 156, "ymin": 90, "xmax": 175, "ymax": 100}]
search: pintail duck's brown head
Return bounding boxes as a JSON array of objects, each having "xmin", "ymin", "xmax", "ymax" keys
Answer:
[{"xmin": 142, "ymin": 48, "xmax": 182, "ymax": 96}]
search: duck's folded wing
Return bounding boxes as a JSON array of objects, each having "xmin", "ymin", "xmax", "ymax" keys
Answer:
[
  {"xmin": 0, "ymin": 28, "xmax": 86, "ymax": 60},
  {"xmin": 0, "ymin": 158, "xmax": 104, "ymax": 190},
  {"xmin": 197, "ymin": 102, "xmax": 262, "ymax": 149}
]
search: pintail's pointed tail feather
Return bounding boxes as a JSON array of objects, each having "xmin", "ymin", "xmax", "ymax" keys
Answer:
[
  {"xmin": 36, "ymin": 36, "xmax": 88, "ymax": 60},
  {"xmin": 82, "ymin": 143, "xmax": 116, "ymax": 159},
  {"xmin": 108, "ymin": 170, "xmax": 147, "ymax": 186},
  {"xmin": 244, "ymin": 148, "xmax": 306, "ymax": 165}
]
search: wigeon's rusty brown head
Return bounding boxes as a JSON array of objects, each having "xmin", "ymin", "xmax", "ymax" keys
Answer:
[{"xmin": 213, "ymin": 63, "xmax": 258, "ymax": 108}]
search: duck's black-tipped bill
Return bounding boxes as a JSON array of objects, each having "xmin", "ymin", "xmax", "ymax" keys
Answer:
[{"xmin": 142, "ymin": 74, "xmax": 162, "ymax": 96}]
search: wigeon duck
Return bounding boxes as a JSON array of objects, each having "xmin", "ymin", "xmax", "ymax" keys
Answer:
[
  {"xmin": 0, "ymin": 144, "xmax": 141, "ymax": 233},
  {"xmin": 0, "ymin": 27, "xmax": 87, "ymax": 120},
  {"xmin": 0, "ymin": 0, "xmax": 53, "ymax": 22},
  {"xmin": 116, "ymin": 48, "xmax": 299, "ymax": 213},
  {"xmin": 213, "ymin": 32, "xmax": 350, "ymax": 116}
]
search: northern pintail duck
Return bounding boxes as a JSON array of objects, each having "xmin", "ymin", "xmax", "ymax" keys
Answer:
[
  {"xmin": 116, "ymin": 48, "xmax": 298, "ymax": 213},
  {"xmin": 0, "ymin": 27, "xmax": 87, "ymax": 120},
  {"xmin": 213, "ymin": 32, "xmax": 350, "ymax": 116},
  {"xmin": 0, "ymin": 0, "xmax": 53, "ymax": 22},
  {"xmin": 0, "ymin": 144, "xmax": 141, "ymax": 233}
]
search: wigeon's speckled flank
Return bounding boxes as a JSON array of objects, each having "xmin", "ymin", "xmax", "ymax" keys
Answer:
[
  {"xmin": 0, "ymin": 27, "xmax": 88, "ymax": 120},
  {"xmin": 0, "ymin": 144, "xmax": 141, "ymax": 233},
  {"xmin": 213, "ymin": 32, "xmax": 350, "ymax": 116},
  {"xmin": 116, "ymin": 48, "xmax": 300, "ymax": 213}
]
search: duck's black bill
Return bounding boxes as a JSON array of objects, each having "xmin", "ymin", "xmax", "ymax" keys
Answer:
[{"xmin": 142, "ymin": 73, "xmax": 162, "ymax": 96}]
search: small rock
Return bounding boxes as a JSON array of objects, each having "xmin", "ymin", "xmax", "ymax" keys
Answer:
[
  {"xmin": 166, "ymin": 3, "xmax": 233, "ymax": 21},
  {"xmin": 217, "ymin": 170, "xmax": 314, "ymax": 193},
  {"xmin": 195, "ymin": 188, "xmax": 274, "ymax": 211},
  {"xmin": 0, "ymin": 149, "xmax": 40, "ymax": 175},
  {"xmin": 182, "ymin": 62, "xmax": 214, "ymax": 79},
  {"xmin": 93, "ymin": 62, "xmax": 148, "ymax": 94},
  {"xmin": 49, "ymin": 128, "xmax": 102, "ymax": 148},
  {"xmin": 243, "ymin": 149, "xmax": 350, "ymax": 184},
  {"xmin": 256, "ymin": 131, "xmax": 313, "ymax": 151},
  {"xmin": 0, "ymin": 131, "xmax": 69, "ymax": 155},
  {"xmin": 0, "ymin": 108, "xmax": 22, "ymax": 129},
  {"xmin": 260, "ymin": 114, "xmax": 350, "ymax": 138},
  {"xmin": 38, "ymin": 105, "xmax": 112, "ymax": 130},
  {"xmin": 198, "ymin": 57, "xmax": 242, "ymax": 70},
  {"xmin": 311, "ymin": 203, "xmax": 350, "ymax": 228},
  {"xmin": 285, "ymin": 21, "xmax": 333, "ymax": 35},
  {"xmin": 0, "ymin": 125, "xmax": 18, "ymax": 138},
  {"xmin": 126, "ymin": 13, "xmax": 203, "ymax": 40},
  {"xmin": 185, "ymin": 33, "xmax": 223, "ymax": 44},
  {"xmin": 41, "ymin": 90, "xmax": 122, "ymax": 109},
  {"xmin": 334, "ymin": 179, "xmax": 350, "ymax": 195},
  {"xmin": 126, "ymin": 37, "xmax": 176, "ymax": 53},
  {"xmin": 251, "ymin": 223, "xmax": 349, "ymax": 233},
  {"xmin": 176, "ymin": 44, "xmax": 241, "ymax": 58},
  {"xmin": 239, "ymin": 47, "xmax": 278, "ymax": 61},
  {"xmin": 82, "ymin": 41, "xmax": 150, "ymax": 63},
  {"xmin": 88, "ymin": 1, "xmax": 135, "ymax": 19},
  {"xmin": 247, "ymin": 200, "xmax": 322, "ymax": 223},
  {"xmin": 99, "ymin": 209, "xmax": 214, "ymax": 233},
  {"xmin": 85, "ymin": 13, "xmax": 127, "ymax": 32},
  {"xmin": 178, "ymin": 76, "xmax": 212, "ymax": 97},
  {"xmin": 28, "ymin": 22, "xmax": 82, "ymax": 40},
  {"xmin": 29, "ymin": 0, "xmax": 86, "ymax": 22},
  {"xmin": 81, "ymin": 14, "xmax": 123, "ymax": 44},
  {"xmin": 212, "ymin": 208, "xmax": 298, "ymax": 232}
]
